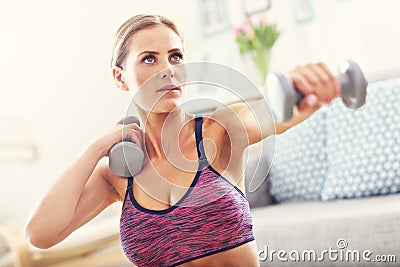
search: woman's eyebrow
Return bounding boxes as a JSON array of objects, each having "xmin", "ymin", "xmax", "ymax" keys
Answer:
[
  {"xmin": 137, "ymin": 51, "xmax": 159, "ymax": 57},
  {"xmin": 168, "ymin": 48, "xmax": 182, "ymax": 53},
  {"xmin": 137, "ymin": 48, "xmax": 182, "ymax": 57}
]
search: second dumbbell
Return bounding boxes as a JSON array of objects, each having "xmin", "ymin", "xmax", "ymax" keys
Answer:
[{"xmin": 265, "ymin": 60, "xmax": 367, "ymax": 123}]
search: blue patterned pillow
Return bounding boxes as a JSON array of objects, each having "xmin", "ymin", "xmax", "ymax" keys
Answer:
[
  {"xmin": 321, "ymin": 78, "xmax": 400, "ymax": 201},
  {"xmin": 269, "ymin": 107, "xmax": 328, "ymax": 203}
]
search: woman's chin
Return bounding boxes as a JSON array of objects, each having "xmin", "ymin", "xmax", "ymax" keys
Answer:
[{"xmin": 153, "ymin": 99, "xmax": 183, "ymax": 113}]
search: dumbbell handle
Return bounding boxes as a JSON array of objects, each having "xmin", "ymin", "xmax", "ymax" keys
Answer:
[
  {"xmin": 108, "ymin": 116, "xmax": 144, "ymax": 178},
  {"xmin": 265, "ymin": 60, "xmax": 367, "ymax": 123}
]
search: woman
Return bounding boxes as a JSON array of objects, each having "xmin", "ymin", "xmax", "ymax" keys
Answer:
[{"xmin": 25, "ymin": 14, "xmax": 340, "ymax": 267}]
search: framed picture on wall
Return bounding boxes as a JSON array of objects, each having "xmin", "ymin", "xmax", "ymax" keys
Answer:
[
  {"xmin": 241, "ymin": 0, "xmax": 271, "ymax": 16},
  {"xmin": 198, "ymin": 0, "xmax": 231, "ymax": 37},
  {"xmin": 290, "ymin": 0, "xmax": 314, "ymax": 24}
]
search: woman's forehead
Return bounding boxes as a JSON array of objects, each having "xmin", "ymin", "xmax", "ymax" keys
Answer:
[{"xmin": 128, "ymin": 25, "xmax": 183, "ymax": 53}]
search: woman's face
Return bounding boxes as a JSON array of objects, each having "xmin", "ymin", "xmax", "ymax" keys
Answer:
[{"xmin": 120, "ymin": 25, "xmax": 186, "ymax": 113}]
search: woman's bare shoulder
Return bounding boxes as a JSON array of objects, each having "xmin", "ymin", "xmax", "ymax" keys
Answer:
[
  {"xmin": 205, "ymin": 103, "xmax": 248, "ymax": 137},
  {"xmin": 201, "ymin": 112, "xmax": 228, "ymax": 139}
]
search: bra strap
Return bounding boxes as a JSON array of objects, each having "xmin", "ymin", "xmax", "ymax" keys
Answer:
[
  {"xmin": 127, "ymin": 176, "xmax": 133, "ymax": 190},
  {"xmin": 194, "ymin": 116, "xmax": 209, "ymax": 167}
]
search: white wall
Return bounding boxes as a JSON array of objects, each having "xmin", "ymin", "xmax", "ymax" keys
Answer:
[{"xmin": 1, "ymin": 0, "xmax": 399, "ymax": 226}]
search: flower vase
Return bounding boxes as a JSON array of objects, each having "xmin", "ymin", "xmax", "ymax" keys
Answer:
[{"xmin": 252, "ymin": 49, "xmax": 271, "ymax": 87}]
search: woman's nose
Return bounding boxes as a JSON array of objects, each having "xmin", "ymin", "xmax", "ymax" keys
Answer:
[{"xmin": 158, "ymin": 63, "xmax": 175, "ymax": 79}]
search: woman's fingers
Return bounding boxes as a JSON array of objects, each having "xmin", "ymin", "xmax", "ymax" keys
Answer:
[
  {"xmin": 95, "ymin": 122, "xmax": 144, "ymax": 158},
  {"xmin": 289, "ymin": 70, "xmax": 314, "ymax": 96},
  {"xmin": 315, "ymin": 62, "xmax": 342, "ymax": 98},
  {"xmin": 307, "ymin": 63, "xmax": 333, "ymax": 103},
  {"xmin": 290, "ymin": 62, "xmax": 339, "ymax": 106},
  {"xmin": 121, "ymin": 123, "xmax": 143, "ymax": 150}
]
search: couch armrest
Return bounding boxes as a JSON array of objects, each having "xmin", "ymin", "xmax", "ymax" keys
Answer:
[
  {"xmin": 244, "ymin": 138, "xmax": 275, "ymax": 209},
  {"xmin": 0, "ymin": 225, "xmax": 32, "ymax": 267},
  {"xmin": 0, "ymin": 212, "xmax": 133, "ymax": 267}
]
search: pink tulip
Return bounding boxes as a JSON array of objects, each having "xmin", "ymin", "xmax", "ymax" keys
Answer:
[
  {"xmin": 242, "ymin": 22, "xmax": 251, "ymax": 33},
  {"xmin": 261, "ymin": 15, "xmax": 268, "ymax": 25},
  {"xmin": 245, "ymin": 15, "xmax": 253, "ymax": 25},
  {"xmin": 242, "ymin": 24, "xmax": 253, "ymax": 40},
  {"xmin": 234, "ymin": 27, "xmax": 243, "ymax": 37}
]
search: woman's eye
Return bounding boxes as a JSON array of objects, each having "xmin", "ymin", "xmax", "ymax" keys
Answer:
[
  {"xmin": 171, "ymin": 53, "xmax": 183, "ymax": 62},
  {"xmin": 142, "ymin": 55, "xmax": 156, "ymax": 64}
]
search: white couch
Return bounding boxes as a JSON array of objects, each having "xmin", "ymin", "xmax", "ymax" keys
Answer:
[{"xmin": 244, "ymin": 77, "xmax": 400, "ymax": 266}]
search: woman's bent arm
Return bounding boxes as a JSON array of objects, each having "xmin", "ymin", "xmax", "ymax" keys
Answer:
[
  {"xmin": 24, "ymin": 142, "xmax": 120, "ymax": 249},
  {"xmin": 25, "ymin": 122, "xmax": 141, "ymax": 249}
]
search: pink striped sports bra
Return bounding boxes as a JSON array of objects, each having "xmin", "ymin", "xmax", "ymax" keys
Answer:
[{"xmin": 119, "ymin": 116, "xmax": 254, "ymax": 267}]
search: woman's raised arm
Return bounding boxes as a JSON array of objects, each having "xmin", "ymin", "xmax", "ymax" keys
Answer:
[{"xmin": 213, "ymin": 62, "xmax": 341, "ymax": 148}]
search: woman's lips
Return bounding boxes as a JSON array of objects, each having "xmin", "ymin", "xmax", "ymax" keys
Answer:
[{"xmin": 157, "ymin": 85, "xmax": 180, "ymax": 93}]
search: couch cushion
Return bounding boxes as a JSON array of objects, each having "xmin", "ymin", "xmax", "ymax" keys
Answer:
[
  {"xmin": 251, "ymin": 194, "xmax": 400, "ymax": 266},
  {"xmin": 321, "ymin": 78, "xmax": 400, "ymax": 201},
  {"xmin": 269, "ymin": 107, "xmax": 328, "ymax": 203}
]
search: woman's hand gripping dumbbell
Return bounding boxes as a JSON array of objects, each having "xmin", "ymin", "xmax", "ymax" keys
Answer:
[
  {"xmin": 265, "ymin": 60, "xmax": 367, "ymax": 123},
  {"xmin": 105, "ymin": 116, "xmax": 144, "ymax": 178}
]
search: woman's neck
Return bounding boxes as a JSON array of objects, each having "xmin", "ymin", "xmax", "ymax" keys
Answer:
[{"xmin": 138, "ymin": 109, "xmax": 193, "ymax": 160}]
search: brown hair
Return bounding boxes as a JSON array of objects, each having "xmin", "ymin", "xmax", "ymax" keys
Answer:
[{"xmin": 111, "ymin": 14, "xmax": 184, "ymax": 69}]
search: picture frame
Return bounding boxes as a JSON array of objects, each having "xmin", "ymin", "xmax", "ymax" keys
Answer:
[
  {"xmin": 290, "ymin": 0, "xmax": 314, "ymax": 24},
  {"xmin": 241, "ymin": 0, "xmax": 271, "ymax": 17},
  {"xmin": 197, "ymin": 0, "xmax": 231, "ymax": 37}
]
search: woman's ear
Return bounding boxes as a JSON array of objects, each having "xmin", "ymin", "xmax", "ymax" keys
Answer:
[{"xmin": 112, "ymin": 66, "xmax": 129, "ymax": 91}]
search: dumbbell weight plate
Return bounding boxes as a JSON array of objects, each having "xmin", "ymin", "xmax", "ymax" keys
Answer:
[
  {"xmin": 337, "ymin": 60, "xmax": 367, "ymax": 109},
  {"xmin": 109, "ymin": 142, "xmax": 144, "ymax": 177},
  {"xmin": 109, "ymin": 115, "xmax": 144, "ymax": 177}
]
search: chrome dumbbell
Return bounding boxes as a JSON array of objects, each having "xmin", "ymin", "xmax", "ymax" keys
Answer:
[
  {"xmin": 265, "ymin": 60, "xmax": 368, "ymax": 123},
  {"xmin": 109, "ymin": 116, "xmax": 144, "ymax": 177}
]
